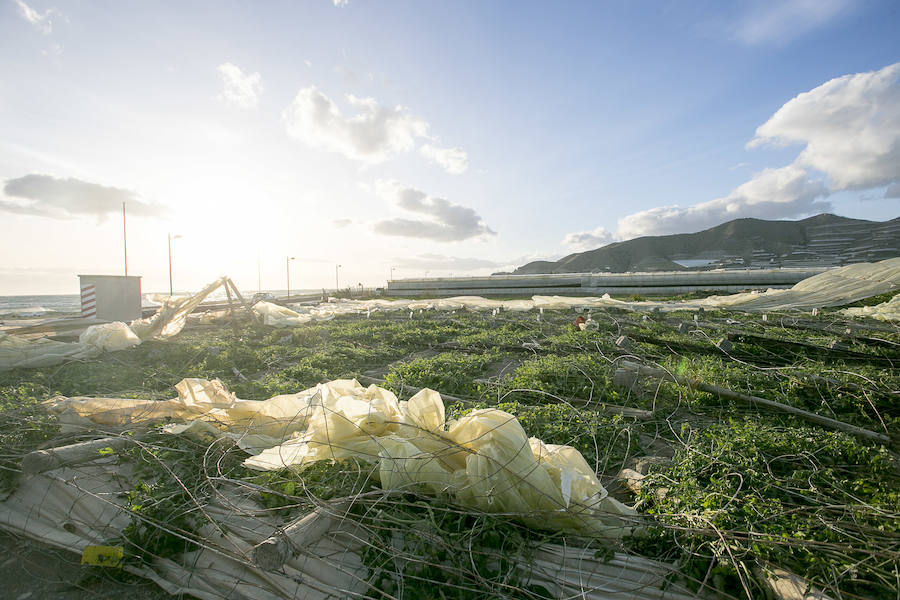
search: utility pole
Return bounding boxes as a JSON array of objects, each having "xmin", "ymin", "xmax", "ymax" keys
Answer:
[
  {"xmin": 168, "ymin": 233, "xmax": 181, "ymax": 295},
  {"xmin": 286, "ymin": 256, "xmax": 295, "ymax": 299},
  {"xmin": 335, "ymin": 264, "xmax": 342, "ymax": 291}
]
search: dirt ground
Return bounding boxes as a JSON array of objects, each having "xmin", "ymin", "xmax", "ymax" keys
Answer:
[{"xmin": 0, "ymin": 530, "xmax": 176, "ymax": 600}]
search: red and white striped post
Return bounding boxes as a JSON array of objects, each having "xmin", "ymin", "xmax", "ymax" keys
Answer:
[{"xmin": 80, "ymin": 284, "xmax": 97, "ymax": 318}]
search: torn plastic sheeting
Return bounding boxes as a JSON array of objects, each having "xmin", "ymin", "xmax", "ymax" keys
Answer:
[
  {"xmin": 252, "ymin": 301, "xmax": 316, "ymax": 327},
  {"xmin": 78, "ymin": 321, "xmax": 142, "ymax": 352},
  {"xmin": 0, "ymin": 459, "xmax": 369, "ymax": 600},
  {"xmin": 250, "ymin": 259, "xmax": 900, "ymax": 330},
  {"xmin": 0, "ymin": 322, "xmax": 139, "ymax": 371},
  {"xmin": 687, "ymin": 257, "xmax": 900, "ymax": 312},
  {"xmin": 131, "ymin": 276, "xmax": 230, "ymax": 340},
  {"xmin": 0, "ymin": 276, "xmax": 234, "ymax": 371},
  {"xmin": 842, "ymin": 292, "xmax": 900, "ymax": 321},
  {"xmin": 0, "ymin": 331, "xmax": 100, "ymax": 370},
  {"xmin": 46, "ymin": 378, "xmax": 637, "ymax": 538},
  {"xmin": 225, "ymin": 384, "xmax": 631, "ymax": 535},
  {"xmin": 0, "ymin": 453, "xmax": 708, "ymax": 600},
  {"xmin": 45, "ymin": 377, "xmax": 321, "ymax": 450}
]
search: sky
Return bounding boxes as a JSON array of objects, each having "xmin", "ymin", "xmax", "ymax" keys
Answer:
[{"xmin": 1, "ymin": 0, "xmax": 898, "ymax": 295}]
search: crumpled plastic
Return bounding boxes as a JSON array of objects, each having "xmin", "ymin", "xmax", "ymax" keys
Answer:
[
  {"xmin": 131, "ymin": 276, "xmax": 230, "ymax": 339},
  {"xmin": 842, "ymin": 292, "xmax": 900, "ymax": 321},
  {"xmin": 0, "ymin": 331, "xmax": 100, "ymax": 370},
  {"xmin": 1, "ymin": 277, "xmax": 231, "ymax": 371},
  {"xmin": 45, "ymin": 378, "xmax": 637, "ymax": 537},
  {"xmin": 252, "ymin": 301, "xmax": 316, "ymax": 327},
  {"xmin": 78, "ymin": 321, "xmax": 142, "ymax": 352}
]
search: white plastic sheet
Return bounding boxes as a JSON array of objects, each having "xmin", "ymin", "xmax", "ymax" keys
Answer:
[
  {"xmin": 131, "ymin": 276, "xmax": 230, "ymax": 339},
  {"xmin": 46, "ymin": 378, "xmax": 637, "ymax": 537},
  {"xmin": 0, "ymin": 331, "xmax": 99, "ymax": 370},
  {"xmin": 78, "ymin": 321, "xmax": 142, "ymax": 352},
  {"xmin": 842, "ymin": 292, "xmax": 900, "ymax": 321}
]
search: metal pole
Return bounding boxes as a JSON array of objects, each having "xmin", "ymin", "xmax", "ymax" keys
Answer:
[
  {"xmin": 335, "ymin": 264, "xmax": 341, "ymax": 291},
  {"xmin": 168, "ymin": 233, "xmax": 174, "ymax": 295},
  {"xmin": 122, "ymin": 201, "xmax": 128, "ymax": 276}
]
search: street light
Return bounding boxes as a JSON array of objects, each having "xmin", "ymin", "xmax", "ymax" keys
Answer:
[
  {"xmin": 335, "ymin": 264, "xmax": 342, "ymax": 291},
  {"xmin": 286, "ymin": 256, "xmax": 295, "ymax": 299},
  {"xmin": 168, "ymin": 233, "xmax": 182, "ymax": 296},
  {"xmin": 390, "ymin": 266, "xmax": 396, "ymax": 281}
]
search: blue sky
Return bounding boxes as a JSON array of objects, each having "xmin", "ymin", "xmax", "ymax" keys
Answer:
[{"xmin": 1, "ymin": 0, "xmax": 898, "ymax": 294}]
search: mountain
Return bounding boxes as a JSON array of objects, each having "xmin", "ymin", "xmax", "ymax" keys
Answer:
[{"xmin": 514, "ymin": 214, "xmax": 900, "ymax": 274}]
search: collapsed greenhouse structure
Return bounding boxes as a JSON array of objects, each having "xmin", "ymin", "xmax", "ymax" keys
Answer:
[{"xmin": 0, "ymin": 258, "xmax": 898, "ymax": 599}]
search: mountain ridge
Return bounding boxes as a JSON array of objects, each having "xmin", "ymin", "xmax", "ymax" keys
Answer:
[{"xmin": 513, "ymin": 214, "xmax": 900, "ymax": 274}]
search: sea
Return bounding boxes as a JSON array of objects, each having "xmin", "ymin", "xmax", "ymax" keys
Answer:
[{"xmin": 0, "ymin": 289, "xmax": 323, "ymax": 319}]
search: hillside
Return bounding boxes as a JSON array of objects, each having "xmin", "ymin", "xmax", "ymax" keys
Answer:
[{"xmin": 515, "ymin": 214, "xmax": 900, "ymax": 273}]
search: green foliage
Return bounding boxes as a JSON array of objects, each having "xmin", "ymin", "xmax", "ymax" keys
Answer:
[
  {"xmin": 0, "ymin": 304, "xmax": 896, "ymax": 598},
  {"xmin": 0, "ymin": 380, "xmax": 60, "ymax": 493},
  {"xmin": 362, "ymin": 498, "xmax": 554, "ymax": 600},
  {"xmin": 500, "ymin": 354, "xmax": 623, "ymax": 406},
  {"xmin": 384, "ymin": 351, "xmax": 498, "ymax": 398},
  {"xmin": 636, "ymin": 418, "xmax": 899, "ymax": 598},
  {"xmin": 246, "ymin": 459, "xmax": 378, "ymax": 513}
]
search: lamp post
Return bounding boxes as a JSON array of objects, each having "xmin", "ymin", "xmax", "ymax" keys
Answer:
[
  {"xmin": 390, "ymin": 266, "xmax": 395, "ymax": 281},
  {"xmin": 286, "ymin": 256, "xmax": 295, "ymax": 299},
  {"xmin": 123, "ymin": 202, "xmax": 128, "ymax": 276},
  {"xmin": 168, "ymin": 233, "xmax": 182, "ymax": 296},
  {"xmin": 335, "ymin": 264, "xmax": 342, "ymax": 291}
]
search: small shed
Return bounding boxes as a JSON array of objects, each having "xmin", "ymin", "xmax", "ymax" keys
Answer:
[{"xmin": 78, "ymin": 275, "xmax": 142, "ymax": 321}]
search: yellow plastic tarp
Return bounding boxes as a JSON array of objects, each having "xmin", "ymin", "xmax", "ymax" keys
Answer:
[{"xmin": 45, "ymin": 378, "xmax": 636, "ymax": 537}]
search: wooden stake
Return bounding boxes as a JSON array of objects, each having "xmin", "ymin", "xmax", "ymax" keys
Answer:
[
  {"xmin": 224, "ymin": 282, "xmax": 235, "ymax": 317},
  {"xmin": 227, "ymin": 278, "xmax": 262, "ymax": 325},
  {"xmin": 253, "ymin": 501, "xmax": 349, "ymax": 571},
  {"xmin": 22, "ymin": 437, "xmax": 134, "ymax": 474}
]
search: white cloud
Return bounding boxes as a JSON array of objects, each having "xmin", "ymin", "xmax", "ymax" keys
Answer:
[
  {"xmin": 216, "ymin": 63, "xmax": 263, "ymax": 109},
  {"xmin": 616, "ymin": 165, "xmax": 829, "ymax": 239},
  {"xmin": 13, "ymin": 0, "xmax": 57, "ymax": 34},
  {"xmin": 332, "ymin": 218, "xmax": 352, "ymax": 228},
  {"xmin": 372, "ymin": 180, "xmax": 495, "ymax": 242},
  {"xmin": 419, "ymin": 143, "xmax": 469, "ymax": 175},
  {"xmin": 283, "ymin": 87, "xmax": 430, "ymax": 163},
  {"xmin": 283, "ymin": 87, "xmax": 467, "ymax": 171},
  {"xmin": 751, "ymin": 62, "xmax": 900, "ymax": 191},
  {"xmin": 733, "ymin": 0, "xmax": 851, "ymax": 45},
  {"xmin": 562, "ymin": 227, "xmax": 618, "ymax": 250},
  {"xmin": 333, "ymin": 0, "xmax": 348, "ymax": 6},
  {"xmin": 605, "ymin": 63, "xmax": 898, "ymax": 241},
  {"xmin": 1, "ymin": 174, "xmax": 169, "ymax": 220}
]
